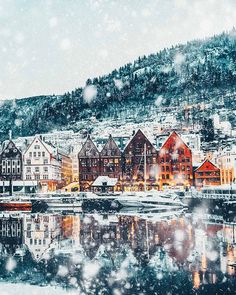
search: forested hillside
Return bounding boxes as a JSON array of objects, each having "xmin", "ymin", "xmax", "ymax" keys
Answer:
[{"xmin": 1, "ymin": 30, "xmax": 236, "ymax": 141}]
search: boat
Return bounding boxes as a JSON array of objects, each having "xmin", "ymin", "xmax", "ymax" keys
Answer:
[
  {"xmin": 31, "ymin": 194, "xmax": 82, "ymax": 213},
  {"xmin": 0, "ymin": 196, "xmax": 32, "ymax": 211},
  {"xmin": 116, "ymin": 190, "xmax": 186, "ymax": 210}
]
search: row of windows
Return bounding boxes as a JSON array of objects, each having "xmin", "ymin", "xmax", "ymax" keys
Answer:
[
  {"xmin": 2, "ymin": 167, "xmax": 21, "ymax": 174},
  {"xmin": 160, "ymin": 157, "xmax": 191, "ymax": 163},
  {"xmin": 29, "ymin": 151, "xmax": 46, "ymax": 158},
  {"xmin": 196, "ymin": 171, "xmax": 220, "ymax": 176},
  {"xmin": 161, "ymin": 174, "xmax": 191, "ymax": 180},
  {"xmin": 26, "ymin": 167, "xmax": 48, "ymax": 173},
  {"xmin": 161, "ymin": 165, "xmax": 191, "ymax": 172},
  {"xmin": 2, "ymin": 160, "xmax": 21, "ymax": 166},
  {"xmin": 26, "ymin": 174, "xmax": 49, "ymax": 180},
  {"xmin": 29, "ymin": 238, "xmax": 47, "ymax": 245},
  {"xmin": 26, "ymin": 159, "xmax": 48, "ymax": 165}
]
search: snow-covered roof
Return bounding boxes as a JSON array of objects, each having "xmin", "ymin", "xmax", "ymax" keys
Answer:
[{"xmin": 92, "ymin": 176, "xmax": 118, "ymax": 187}]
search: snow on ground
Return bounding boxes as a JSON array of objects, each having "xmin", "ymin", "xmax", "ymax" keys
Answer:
[{"xmin": 0, "ymin": 283, "xmax": 74, "ymax": 295}]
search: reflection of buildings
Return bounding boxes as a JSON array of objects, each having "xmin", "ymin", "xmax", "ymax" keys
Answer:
[
  {"xmin": 61, "ymin": 215, "xmax": 80, "ymax": 243},
  {"xmin": 0, "ymin": 212, "xmax": 235, "ymax": 291},
  {"xmin": 0, "ymin": 216, "xmax": 23, "ymax": 254},
  {"xmin": 23, "ymin": 214, "xmax": 61, "ymax": 261}
]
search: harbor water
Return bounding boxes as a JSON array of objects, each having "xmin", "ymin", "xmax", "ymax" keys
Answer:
[{"xmin": 0, "ymin": 206, "xmax": 235, "ymax": 294}]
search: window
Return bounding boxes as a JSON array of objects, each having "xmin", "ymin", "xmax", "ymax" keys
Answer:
[
  {"xmin": 26, "ymin": 175, "xmax": 31, "ymax": 180},
  {"xmin": 35, "ymin": 145, "xmax": 40, "ymax": 149},
  {"xmin": 35, "ymin": 167, "xmax": 39, "ymax": 172},
  {"xmin": 43, "ymin": 167, "xmax": 48, "ymax": 172},
  {"xmin": 43, "ymin": 159, "xmax": 48, "ymax": 164},
  {"xmin": 26, "ymin": 167, "xmax": 31, "ymax": 173},
  {"xmin": 35, "ymin": 174, "xmax": 40, "ymax": 180},
  {"xmin": 166, "ymin": 174, "xmax": 169, "ymax": 179},
  {"xmin": 42, "ymin": 152, "xmax": 45, "ymax": 157},
  {"xmin": 43, "ymin": 174, "xmax": 48, "ymax": 179},
  {"xmin": 33, "ymin": 152, "xmax": 36, "ymax": 157},
  {"xmin": 29, "ymin": 152, "xmax": 32, "ymax": 157},
  {"xmin": 38, "ymin": 152, "xmax": 41, "ymax": 157},
  {"xmin": 162, "ymin": 174, "xmax": 165, "ymax": 179},
  {"xmin": 26, "ymin": 159, "xmax": 31, "ymax": 165}
]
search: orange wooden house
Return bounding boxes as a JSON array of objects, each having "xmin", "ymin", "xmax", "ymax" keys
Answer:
[{"xmin": 194, "ymin": 159, "xmax": 221, "ymax": 188}]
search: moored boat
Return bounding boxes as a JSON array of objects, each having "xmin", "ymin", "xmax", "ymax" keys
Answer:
[{"xmin": 116, "ymin": 190, "xmax": 186, "ymax": 210}]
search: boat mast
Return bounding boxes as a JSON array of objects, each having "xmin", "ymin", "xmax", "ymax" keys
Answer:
[{"xmin": 144, "ymin": 142, "xmax": 147, "ymax": 192}]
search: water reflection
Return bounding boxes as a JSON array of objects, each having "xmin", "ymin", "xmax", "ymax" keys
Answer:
[{"xmin": 0, "ymin": 210, "xmax": 235, "ymax": 294}]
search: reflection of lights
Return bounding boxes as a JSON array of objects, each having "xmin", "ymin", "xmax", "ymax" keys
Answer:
[
  {"xmin": 201, "ymin": 254, "xmax": 207, "ymax": 271},
  {"xmin": 193, "ymin": 271, "xmax": 200, "ymax": 289}
]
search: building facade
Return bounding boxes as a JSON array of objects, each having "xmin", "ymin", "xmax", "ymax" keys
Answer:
[
  {"xmin": 216, "ymin": 146, "xmax": 236, "ymax": 185},
  {"xmin": 0, "ymin": 140, "xmax": 23, "ymax": 181},
  {"xmin": 100, "ymin": 135, "xmax": 122, "ymax": 190},
  {"xmin": 58, "ymin": 150, "xmax": 72, "ymax": 187},
  {"xmin": 123, "ymin": 129, "xmax": 159, "ymax": 191},
  {"xmin": 158, "ymin": 131, "xmax": 193, "ymax": 188},
  {"xmin": 0, "ymin": 140, "xmax": 23, "ymax": 194},
  {"xmin": 194, "ymin": 159, "xmax": 221, "ymax": 188},
  {"xmin": 78, "ymin": 135, "xmax": 100, "ymax": 191},
  {"xmin": 23, "ymin": 136, "xmax": 61, "ymax": 191}
]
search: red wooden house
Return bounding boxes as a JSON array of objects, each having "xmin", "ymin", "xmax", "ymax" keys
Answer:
[
  {"xmin": 194, "ymin": 159, "xmax": 221, "ymax": 188},
  {"xmin": 158, "ymin": 131, "xmax": 193, "ymax": 188}
]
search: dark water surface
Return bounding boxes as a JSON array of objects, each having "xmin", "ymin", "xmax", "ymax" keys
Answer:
[{"xmin": 0, "ymin": 208, "xmax": 235, "ymax": 295}]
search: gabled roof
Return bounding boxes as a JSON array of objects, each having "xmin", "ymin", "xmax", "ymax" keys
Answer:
[
  {"xmin": 124, "ymin": 129, "xmax": 157, "ymax": 153},
  {"xmin": 195, "ymin": 159, "xmax": 220, "ymax": 172},
  {"xmin": 0, "ymin": 139, "xmax": 22, "ymax": 156},
  {"xmin": 78, "ymin": 135, "xmax": 100, "ymax": 157},
  {"xmin": 23, "ymin": 136, "xmax": 56, "ymax": 156},
  {"xmin": 160, "ymin": 131, "xmax": 191, "ymax": 151},
  {"xmin": 100, "ymin": 134, "xmax": 121, "ymax": 156}
]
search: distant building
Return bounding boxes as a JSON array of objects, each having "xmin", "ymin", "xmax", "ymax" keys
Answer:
[
  {"xmin": 194, "ymin": 159, "xmax": 221, "ymax": 188},
  {"xmin": 216, "ymin": 146, "xmax": 236, "ymax": 185},
  {"xmin": 158, "ymin": 131, "xmax": 193, "ymax": 188},
  {"xmin": 58, "ymin": 149, "xmax": 72, "ymax": 187},
  {"xmin": 70, "ymin": 151, "xmax": 79, "ymax": 182}
]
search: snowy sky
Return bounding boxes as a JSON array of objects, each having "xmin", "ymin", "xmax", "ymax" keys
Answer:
[{"xmin": 1, "ymin": 0, "xmax": 236, "ymax": 100}]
